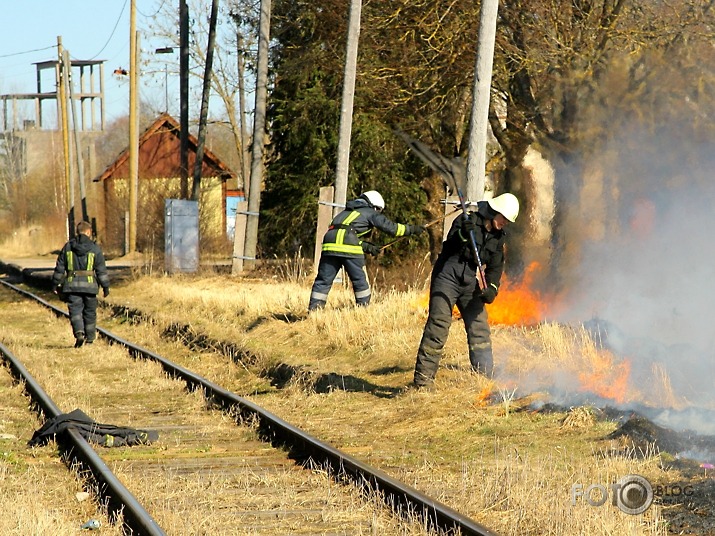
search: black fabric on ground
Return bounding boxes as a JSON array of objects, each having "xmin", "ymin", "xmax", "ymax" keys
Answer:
[{"xmin": 28, "ymin": 408, "xmax": 159, "ymax": 448}]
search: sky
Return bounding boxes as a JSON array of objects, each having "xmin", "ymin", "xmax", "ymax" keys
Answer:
[{"xmin": 0, "ymin": 1, "xmax": 176, "ymax": 129}]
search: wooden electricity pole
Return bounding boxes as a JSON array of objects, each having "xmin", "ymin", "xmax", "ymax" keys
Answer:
[
  {"xmin": 179, "ymin": 0, "xmax": 190, "ymax": 199},
  {"xmin": 66, "ymin": 49, "xmax": 89, "ymax": 223},
  {"xmin": 230, "ymin": 28, "xmax": 251, "ymax": 275},
  {"xmin": 465, "ymin": 0, "xmax": 499, "ymax": 201},
  {"xmin": 237, "ymin": 32, "xmax": 250, "ymax": 194},
  {"xmin": 333, "ymin": 0, "xmax": 362, "ymax": 217},
  {"xmin": 128, "ymin": 0, "xmax": 140, "ymax": 253},
  {"xmin": 241, "ymin": 0, "xmax": 271, "ymax": 272},
  {"xmin": 58, "ymin": 36, "xmax": 74, "ymax": 236}
]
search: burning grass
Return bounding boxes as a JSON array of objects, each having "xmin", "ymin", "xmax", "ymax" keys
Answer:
[
  {"xmin": 6, "ymin": 253, "xmax": 711, "ymax": 534},
  {"xmin": 83, "ymin": 268, "xmax": 715, "ymax": 534},
  {"xmin": 487, "ymin": 261, "xmax": 548, "ymax": 326}
]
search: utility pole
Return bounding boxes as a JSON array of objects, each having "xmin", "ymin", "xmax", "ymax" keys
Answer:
[
  {"xmin": 128, "ymin": 0, "xmax": 140, "ymax": 253},
  {"xmin": 333, "ymin": 0, "xmax": 362, "ymax": 217},
  {"xmin": 179, "ymin": 0, "xmax": 190, "ymax": 199},
  {"xmin": 465, "ymin": 0, "xmax": 499, "ymax": 202},
  {"xmin": 66, "ymin": 49, "xmax": 89, "ymax": 223},
  {"xmin": 58, "ymin": 36, "xmax": 74, "ymax": 236},
  {"xmin": 230, "ymin": 28, "xmax": 250, "ymax": 275},
  {"xmin": 241, "ymin": 0, "xmax": 271, "ymax": 271},
  {"xmin": 155, "ymin": 46, "xmax": 175, "ymax": 113}
]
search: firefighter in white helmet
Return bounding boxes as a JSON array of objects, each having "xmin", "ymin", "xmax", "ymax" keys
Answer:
[
  {"xmin": 309, "ymin": 190, "xmax": 426, "ymax": 311},
  {"xmin": 412, "ymin": 192, "xmax": 519, "ymax": 387}
]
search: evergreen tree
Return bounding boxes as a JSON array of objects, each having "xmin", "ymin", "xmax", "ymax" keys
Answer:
[{"xmin": 260, "ymin": 0, "xmax": 426, "ymax": 258}]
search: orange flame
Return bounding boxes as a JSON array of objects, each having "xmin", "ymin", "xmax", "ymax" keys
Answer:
[
  {"xmin": 577, "ymin": 352, "xmax": 632, "ymax": 404},
  {"xmin": 487, "ymin": 261, "xmax": 547, "ymax": 326},
  {"xmin": 413, "ymin": 261, "xmax": 550, "ymax": 326},
  {"xmin": 475, "ymin": 384, "xmax": 494, "ymax": 406}
]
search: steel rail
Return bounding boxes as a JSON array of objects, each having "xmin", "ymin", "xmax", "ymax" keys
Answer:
[
  {"xmin": 0, "ymin": 336, "xmax": 166, "ymax": 536},
  {"xmin": 0, "ymin": 277, "xmax": 500, "ymax": 536}
]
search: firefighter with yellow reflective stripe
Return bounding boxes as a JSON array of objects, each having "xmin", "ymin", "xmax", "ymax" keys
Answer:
[
  {"xmin": 309, "ymin": 191, "xmax": 425, "ymax": 311},
  {"xmin": 51, "ymin": 221, "xmax": 111, "ymax": 347}
]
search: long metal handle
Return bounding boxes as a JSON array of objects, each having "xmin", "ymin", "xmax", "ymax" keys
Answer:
[
  {"xmin": 457, "ymin": 188, "xmax": 487, "ymax": 290},
  {"xmin": 379, "ymin": 206, "xmax": 460, "ymax": 251}
]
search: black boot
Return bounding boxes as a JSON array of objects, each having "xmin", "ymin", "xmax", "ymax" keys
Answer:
[
  {"xmin": 74, "ymin": 332, "xmax": 85, "ymax": 348},
  {"xmin": 308, "ymin": 299, "xmax": 326, "ymax": 312},
  {"xmin": 469, "ymin": 346, "xmax": 494, "ymax": 377}
]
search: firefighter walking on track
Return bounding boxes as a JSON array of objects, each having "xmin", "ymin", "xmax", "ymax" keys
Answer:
[
  {"xmin": 412, "ymin": 193, "xmax": 519, "ymax": 388},
  {"xmin": 52, "ymin": 221, "xmax": 111, "ymax": 347},
  {"xmin": 309, "ymin": 190, "xmax": 425, "ymax": 311}
]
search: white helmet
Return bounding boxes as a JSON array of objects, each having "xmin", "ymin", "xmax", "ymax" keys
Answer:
[
  {"xmin": 362, "ymin": 190, "xmax": 385, "ymax": 210},
  {"xmin": 487, "ymin": 193, "xmax": 519, "ymax": 222}
]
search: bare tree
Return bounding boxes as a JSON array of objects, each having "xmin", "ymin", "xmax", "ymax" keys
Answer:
[
  {"xmin": 489, "ymin": 0, "xmax": 715, "ymax": 283},
  {"xmin": 356, "ymin": 0, "xmax": 715, "ymax": 276},
  {"xmin": 146, "ymin": 0, "xmax": 259, "ymax": 191},
  {"xmin": 192, "ymin": 0, "xmax": 221, "ymax": 201}
]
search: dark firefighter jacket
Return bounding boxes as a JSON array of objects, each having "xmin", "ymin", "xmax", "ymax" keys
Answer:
[
  {"xmin": 320, "ymin": 197, "xmax": 414, "ymax": 258},
  {"xmin": 437, "ymin": 201, "xmax": 506, "ymax": 290},
  {"xmin": 51, "ymin": 234, "xmax": 110, "ymax": 295},
  {"xmin": 28, "ymin": 408, "xmax": 158, "ymax": 448}
]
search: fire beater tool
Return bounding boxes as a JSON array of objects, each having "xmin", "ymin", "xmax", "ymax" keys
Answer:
[{"xmin": 393, "ymin": 129, "xmax": 487, "ymax": 289}]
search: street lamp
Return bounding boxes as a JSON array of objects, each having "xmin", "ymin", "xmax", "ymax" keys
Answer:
[{"xmin": 155, "ymin": 47, "xmax": 175, "ymax": 113}]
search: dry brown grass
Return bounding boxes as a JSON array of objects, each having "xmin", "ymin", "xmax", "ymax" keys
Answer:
[
  {"xmin": 90, "ymin": 271, "xmax": 685, "ymax": 535},
  {"xmin": 0, "ymin": 307, "xmax": 125, "ymax": 536},
  {"xmin": 0, "ymin": 223, "xmax": 66, "ymax": 257},
  {"xmin": 0, "ymin": 292, "xmax": 432, "ymax": 535}
]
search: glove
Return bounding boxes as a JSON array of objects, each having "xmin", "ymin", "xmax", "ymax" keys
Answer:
[
  {"xmin": 407, "ymin": 224, "xmax": 426, "ymax": 235},
  {"xmin": 53, "ymin": 285, "xmax": 61, "ymax": 295},
  {"xmin": 480, "ymin": 283, "xmax": 498, "ymax": 304},
  {"xmin": 460, "ymin": 214, "xmax": 477, "ymax": 236},
  {"xmin": 103, "ymin": 287, "xmax": 110, "ymax": 298},
  {"xmin": 361, "ymin": 242, "xmax": 380, "ymax": 256}
]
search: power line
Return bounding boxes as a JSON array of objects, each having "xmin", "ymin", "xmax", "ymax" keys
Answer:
[
  {"xmin": 0, "ymin": 45, "xmax": 56, "ymax": 59},
  {"xmin": 137, "ymin": 0, "xmax": 169, "ymax": 18},
  {"xmin": 87, "ymin": 0, "xmax": 130, "ymax": 61}
]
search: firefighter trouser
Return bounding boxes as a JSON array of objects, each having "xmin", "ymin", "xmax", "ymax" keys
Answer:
[
  {"xmin": 414, "ymin": 260, "xmax": 493, "ymax": 386},
  {"xmin": 309, "ymin": 255, "xmax": 370, "ymax": 310},
  {"xmin": 67, "ymin": 293, "xmax": 98, "ymax": 342}
]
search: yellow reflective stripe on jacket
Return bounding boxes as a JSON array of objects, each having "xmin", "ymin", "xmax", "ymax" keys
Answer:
[
  {"xmin": 322, "ymin": 243, "xmax": 364, "ymax": 254},
  {"xmin": 65, "ymin": 251, "xmax": 95, "ymax": 282},
  {"xmin": 66, "ymin": 251, "xmax": 74, "ymax": 281},
  {"xmin": 322, "ymin": 210, "xmax": 363, "ymax": 255},
  {"xmin": 336, "ymin": 211, "xmax": 361, "ymax": 243},
  {"xmin": 86, "ymin": 252, "xmax": 95, "ymax": 283},
  {"xmin": 395, "ymin": 223, "xmax": 406, "ymax": 237}
]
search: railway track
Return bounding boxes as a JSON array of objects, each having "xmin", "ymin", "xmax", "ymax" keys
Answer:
[{"xmin": 0, "ymin": 276, "xmax": 498, "ymax": 536}]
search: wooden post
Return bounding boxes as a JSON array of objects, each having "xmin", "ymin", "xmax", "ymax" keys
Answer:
[
  {"xmin": 314, "ymin": 186, "xmax": 335, "ymax": 274},
  {"xmin": 128, "ymin": 2, "xmax": 140, "ymax": 253},
  {"xmin": 443, "ymin": 195, "xmax": 461, "ymax": 238},
  {"xmin": 231, "ymin": 200, "xmax": 249, "ymax": 274}
]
